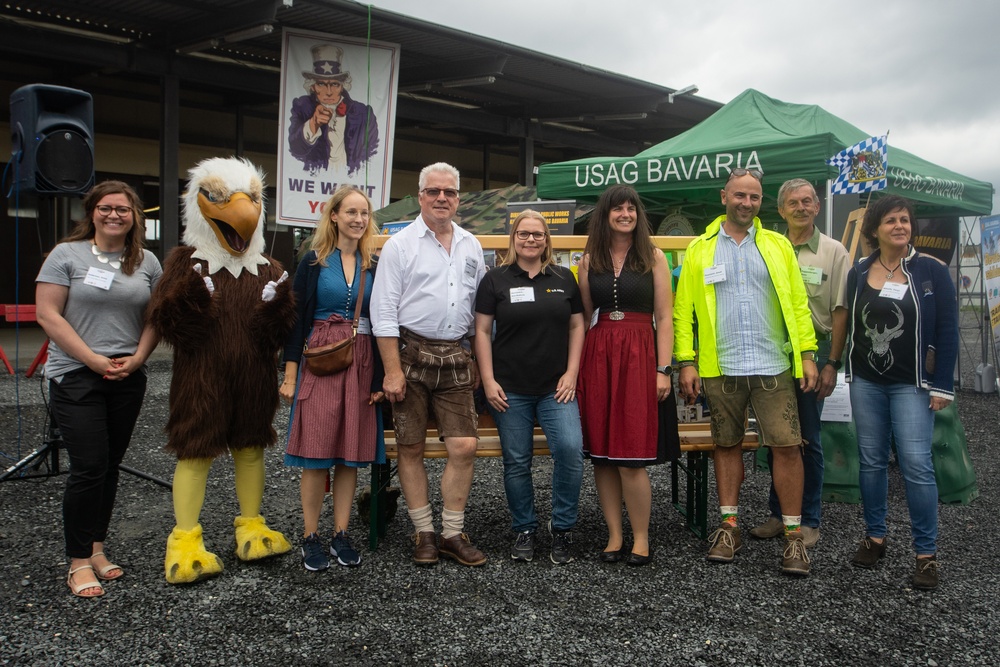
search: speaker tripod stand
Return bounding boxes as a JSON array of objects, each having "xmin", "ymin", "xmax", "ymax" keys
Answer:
[
  {"xmin": 0, "ymin": 412, "xmax": 171, "ymax": 488},
  {"xmin": 0, "ymin": 419, "xmax": 65, "ymax": 482}
]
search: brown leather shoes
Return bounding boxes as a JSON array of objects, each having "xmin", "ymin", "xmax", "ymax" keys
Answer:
[
  {"xmin": 438, "ymin": 533, "xmax": 488, "ymax": 566},
  {"xmin": 412, "ymin": 531, "xmax": 439, "ymax": 565}
]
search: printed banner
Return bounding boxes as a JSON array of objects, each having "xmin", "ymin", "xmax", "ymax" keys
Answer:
[
  {"xmin": 913, "ymin": 217, "xmax": 959, "ymax": 265},
  {"xmin": 276, "ymin": 28, "xmax": 400, "ymax": 227},
  {"xmin": 827, "ymin": 135, "xmax": 888, "ymax": 195},
  {"xmin": 981, "ymin": 214, "xmax": 1000, "ymax": 350},
  {"xmin": 506, "ymin": 200, "xmax": 577, "ymax": 235}
]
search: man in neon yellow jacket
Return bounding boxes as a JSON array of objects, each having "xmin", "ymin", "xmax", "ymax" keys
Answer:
[{"xmin": 674, "ymin": 169, "xmax": 818, "ymax": 576}]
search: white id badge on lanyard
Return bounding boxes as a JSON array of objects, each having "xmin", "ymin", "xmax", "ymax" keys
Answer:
[
  {"xmin": 879, "ymin": 282, "xmax": 908, "ymax": 300},
  {"xmin": 704, "ymin": 264, "xmax": 726, "ymax": 285},
  {"xmin": 84, "ymin": 266, "xmax": 115, "ymax": 290}
]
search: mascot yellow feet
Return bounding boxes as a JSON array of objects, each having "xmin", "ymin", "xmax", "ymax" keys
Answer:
[
  {"xmin": 233, "ymin": 515, "xmax": 291, "ymax": 561},
  {"xmin": 165, "ymin": 524, "xmax": 224, "ymax": 584}
]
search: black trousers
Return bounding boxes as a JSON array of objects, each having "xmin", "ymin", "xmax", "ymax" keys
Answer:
[{"xmin": 49, "ymin": 367, "xmax": 147, "ymax": 558}]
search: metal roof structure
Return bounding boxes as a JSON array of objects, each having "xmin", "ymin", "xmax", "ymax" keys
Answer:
[{"xmin": 0, "ymin": 0, "xmax": 720, "ymax": 248}]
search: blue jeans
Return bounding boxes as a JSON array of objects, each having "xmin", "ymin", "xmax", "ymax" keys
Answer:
[
  {"xmin": 766, "ymin": 339, "xmax": 829, "ymax": 527},
  {"xmin": 849, "ymin": 376, "xmax": 938, "ymax": 554},
  {"xmin": 489, "ymin": 392, "xmax": 584, "ymax": 533}
]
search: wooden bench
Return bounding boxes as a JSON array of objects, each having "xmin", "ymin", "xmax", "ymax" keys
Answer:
[{"xmin": 367, "ymin": 419, "xmax": 759, "ymax": 549}]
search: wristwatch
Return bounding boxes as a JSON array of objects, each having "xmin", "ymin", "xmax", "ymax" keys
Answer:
[
  {"xmin": 656, "ymin": 365, "xmax": 673, "ymax": 375},
  {"xmin": 825, "ymin": 358, "xmax": 843, "ymax": 371}
]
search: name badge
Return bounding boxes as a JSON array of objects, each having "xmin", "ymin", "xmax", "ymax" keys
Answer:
[
  {"xmin": 84, "ymin": 266, "xmax": 115, "ymax": 291},
  {"xmin": 509, "ymin": 286, "xmax": 534, "ymax": 303},
  {"xmin": 590, "ymin": 308, "xmax": 600, "ymax": 329},
  {"xmin": 879, "ymin": 282, "xmax": 909, "ymax": 300},
  {"xmin": 357, "ymin": 317, "xmax": 372, "ymax": 335},
  {"xmin": 800, "ymin": 265, "xmax": 823, "ymax": 286},
  {"xmin": 464, "ymin": 257, "xmax": 478, "ymax": 278},
  {"xmin": 704, "ymin": 264, "xmax": 726, "ymax": 285}
]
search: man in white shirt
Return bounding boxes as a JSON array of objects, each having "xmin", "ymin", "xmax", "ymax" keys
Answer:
[{"xmin": 372, "ymin": 162, "xmax": 487, "ymax": 566}]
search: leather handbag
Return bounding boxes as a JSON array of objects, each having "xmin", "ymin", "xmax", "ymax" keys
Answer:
[{"xmin": 302, "ymin": 269, "xmax": 366, "ymax": 376}]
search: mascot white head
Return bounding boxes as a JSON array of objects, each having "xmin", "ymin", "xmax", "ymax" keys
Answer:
[{"xmin": 183, "ymin": 156, "xmax": 269, "ymax": 277}]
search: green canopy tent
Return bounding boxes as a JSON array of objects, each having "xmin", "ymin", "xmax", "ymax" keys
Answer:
[{"xmin": 537, "ymin": 89, "xmax": 994, "ymax": 223}]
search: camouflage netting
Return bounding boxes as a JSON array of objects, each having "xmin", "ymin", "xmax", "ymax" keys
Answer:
[{"xmin": 374, "ymin": 184, "xmax": 594, "ymax": 236}]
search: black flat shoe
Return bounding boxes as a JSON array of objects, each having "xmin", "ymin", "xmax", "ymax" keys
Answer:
[
  {"xmin": 625, "ymin": 551, "xmax": 652, "ymax": 566},
  {"xmin": 599, "ymin": 546, "xmax": 628, "ymax": 563}
]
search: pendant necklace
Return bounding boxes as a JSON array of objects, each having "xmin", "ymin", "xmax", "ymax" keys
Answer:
[
  {"xmin": 92, "ymin": 242, "xmax": 122, "ymax": 270},
  {"xmin": 878, "ymin": 256, "xmax": 901, "ymax": 280},
  {"xmin": 609, "ymin": 246, "xmax": 631, "ymax": 321}
]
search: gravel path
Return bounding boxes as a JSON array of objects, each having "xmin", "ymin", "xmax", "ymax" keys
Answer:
[{"xmin": 1, "ymin": 359, "xmax": 997, "ymax": 667}]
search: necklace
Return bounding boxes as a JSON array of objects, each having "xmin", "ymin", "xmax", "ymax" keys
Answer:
[
  {"xmin": 92, "ymin": 242, "xmax": 122, "ymax": 270},
  {"xmin": 878, "ymin": 256, "xmax": 901, "ymax": 280},
  {"xmin": 608, "ymin": 246, "xmax": 631, "ymax": 321},
  {"xmin": 610, "ymin": 246, "xmax": 631, "ymax": 277}
]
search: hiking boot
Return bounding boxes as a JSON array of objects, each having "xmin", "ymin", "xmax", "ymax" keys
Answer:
[
  {"xmin": 913, "ymin": 555, "xmax": 940, "ymax": 590},
  {"xmin": 800, "ymin": 526, "xmax": 820, "ymax": 548},
  {"xmin": 330, "ymin": 531, "xmax": 361, "ymax": 567},
  {"xmin": 781, "ymin": 531, "xmax": 810, "ymax": 576},
  {"xmin": 301, "ymin": 532, "xmax": 330, "ymax": 572},
  {"xmin": 548, "ymin": 521, "xmax": 574, "ymax": 565},
  {"xmin": 510, "ymin": 530, "xmax": 536, "ymax": 562},
  {"xmin": 707, "ymin": 523, "xmax": 742, "ymax": 562},
  {"xmin": 749, "ymin": 516, "xmax": 783, "ymax": 539},
  {"xmin": 438, "ymin": 533, "xmax": 488, "ymax": 566},
  {"xmin": 851, "ymin": 536, "xmax": 887, "ymax": 569}
]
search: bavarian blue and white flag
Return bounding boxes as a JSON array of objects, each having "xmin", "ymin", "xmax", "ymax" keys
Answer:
[{"xmin": 826, "ymin": 135, "xmax": 888, "ymax": 195}]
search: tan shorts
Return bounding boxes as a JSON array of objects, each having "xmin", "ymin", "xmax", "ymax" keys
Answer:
[
  {"xmin": 702, "ymin": 370, "xmax": 801, "ymax": 448},
  {"xmin": 392, "ymin": 328, "xmax": 478, "ymax": 445}
]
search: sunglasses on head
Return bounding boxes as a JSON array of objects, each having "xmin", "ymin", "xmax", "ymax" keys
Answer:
[{"xmin": 727, "ymin": 168, "xmax": 764, "ymax": 182}]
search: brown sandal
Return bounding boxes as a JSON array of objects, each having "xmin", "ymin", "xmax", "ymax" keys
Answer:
[{"xmin": 67, "ymin": 564, "xmax": 105, "ymax": 598}]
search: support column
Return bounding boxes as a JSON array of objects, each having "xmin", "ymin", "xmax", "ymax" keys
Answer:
[
  {"xmin": 159, "ymin": 73, "xmax": 180, "ymax": 257},
  {"xmin": 482, "ymin": 144, "xmax": 491, "ymax": 190},
  {"xmin": 519, "ymin": 136, "xmax": 534, "ymax": 187},
  {"xmin": 236, "ymin": 106, "xmax": 245, "ymax": 158}
]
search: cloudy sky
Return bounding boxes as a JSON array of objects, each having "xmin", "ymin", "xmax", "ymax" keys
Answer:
[{"xmin": 369, "ymin": 0, "xmax": 999, "ymax": 215}]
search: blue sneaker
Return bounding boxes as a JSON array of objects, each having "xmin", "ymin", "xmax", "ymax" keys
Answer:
[
  {"xmin": 331, "ymin": 531, "xmax": 361, "ymax": 567},
  {"xmin": 301, "ymin": 532, "xmax": 330, "ymax": 572}
]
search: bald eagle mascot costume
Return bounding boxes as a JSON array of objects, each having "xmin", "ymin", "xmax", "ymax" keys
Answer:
[{"xmin": 149, "ymin": 157, "xmax": 295, "ymax": 584}]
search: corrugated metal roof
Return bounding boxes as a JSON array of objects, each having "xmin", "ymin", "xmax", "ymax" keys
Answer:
[{"xmin": 0, "ymin": 0, "xmax": 720, "ymax": 159}]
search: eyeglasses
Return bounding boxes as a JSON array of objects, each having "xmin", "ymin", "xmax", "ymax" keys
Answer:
[
  {"xmin": 341, "ymin": 208, "xmax": 371, "ymax": 219},
  {"xmin": 421, "ymin": 188, "xmax": 460, "ymax": 199},
  {"xmin": 514, "ymin": 230, "xmax": 547, "ymax": 241},
  {"xmin": 727, "ymin": 168, "xmax": 764, "ymax": 182},
  {"xmin": 95, "ymin": 205, "xmax": 133, "ymax": 217}
]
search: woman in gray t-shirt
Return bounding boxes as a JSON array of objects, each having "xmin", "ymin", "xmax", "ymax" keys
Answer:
[{"xmin": 35, "ymin": 180, "xmax": 161, "ymax": 598}]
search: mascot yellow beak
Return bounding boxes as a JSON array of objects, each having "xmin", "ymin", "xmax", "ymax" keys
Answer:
[{"xmin": 197, "ymin": 190, "xmax": 262, "ymax": 256}]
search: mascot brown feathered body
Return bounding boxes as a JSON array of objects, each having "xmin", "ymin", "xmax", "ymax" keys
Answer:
[{"xmin": 149, "ymin": 157, "xmax": 295, "ymax": 584}]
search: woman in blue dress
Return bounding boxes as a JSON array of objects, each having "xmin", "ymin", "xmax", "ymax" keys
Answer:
[{"xmin": 281, "ymin": 185, "xmax": 384, "ymax": 571}]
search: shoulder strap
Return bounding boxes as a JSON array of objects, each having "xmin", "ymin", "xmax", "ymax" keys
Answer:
[{"xmin": 352, "ymin": 267, "xmax": 366, "ymax": 329}]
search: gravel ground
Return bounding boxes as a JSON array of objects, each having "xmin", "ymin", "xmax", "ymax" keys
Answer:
[{"xmin": 1, "ymin": 356, "xmax": 997, "ymax": 667}]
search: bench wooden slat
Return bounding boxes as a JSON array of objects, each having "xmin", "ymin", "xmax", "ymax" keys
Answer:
[
  {"xmin": 381, "ymin": 422, "xmax": 759, "ymax": 458},
  {"xmin": 2, "ymin": 304, "xmax": 37, "ymax": 323},
  {"xmin": 369, "ymin": 418, "xmax": 761, "ymax": 549}
]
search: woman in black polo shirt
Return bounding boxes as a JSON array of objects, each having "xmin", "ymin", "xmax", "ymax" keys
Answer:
[{"xmin": 475, "ymin": 210, "xmax": 585, "ymax": 565}]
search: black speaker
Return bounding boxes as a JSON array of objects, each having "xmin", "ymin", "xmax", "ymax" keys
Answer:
[{"xmin": 10, "ymin": 84, "xmax": 95, "ymax": 196}]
